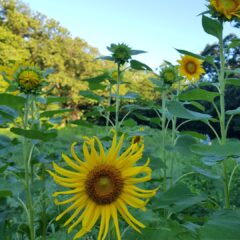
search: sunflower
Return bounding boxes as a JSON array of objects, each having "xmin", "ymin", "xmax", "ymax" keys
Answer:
[
  {"xmin": 160, "ymin": 65, "xmax": 178, "ymax": 85},
  {"xmin": 108, "ymin": 43, "xmax": 132, "ymax": 65},
  {"xmin": 210, "ymin": 0, "xmax": 240, "ymax": 20},
  {"xmin": 177, "ymin": 55, "xmax": 205, "ymax": 81},
  {"xmin": 48, "ymin": 130, "xmax": 157, "ymax": 240},
  {"xmin": 14, "ymin": 66, "xmax": 43, "ymax": 93}
]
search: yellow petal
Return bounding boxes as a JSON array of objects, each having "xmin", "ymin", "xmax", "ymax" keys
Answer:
[{"xmin": 110, "ymin": 204, "xmax": 121, "ymax": 240}]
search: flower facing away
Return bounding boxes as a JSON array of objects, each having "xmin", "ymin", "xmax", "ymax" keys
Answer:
[
  {"xmin": 160, "ymin": 65, "xmax": 178, "ymax": 85},
  {"xmin": 210, "ymin": 0, "xmax": 240, "ymax": 20},
  {"xmin": 108, "ymin": 43, "xmax": 132, "ymax": 65},
  {"xmin": 177, "ymin": 55, "xmax": 205, "ymax": 81},
  {"xmin": 14, "ymin": 66, "xmax": 43, "ymax": 93},
  {"xmin": 48, "ymin": 130, "xmax": 157, "ymax": 240}
]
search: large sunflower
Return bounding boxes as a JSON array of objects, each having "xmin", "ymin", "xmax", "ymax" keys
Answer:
[
  {"xmin": 210, "ymin": 0, "xmax": 240, "ymax": 20},
  {"xmin": 177, "ymin": 55, "xmax": 205, "ymax": 81},
  {"xmin": 48, "ymin": 131, "xmax": 157, "ymax": 240}
]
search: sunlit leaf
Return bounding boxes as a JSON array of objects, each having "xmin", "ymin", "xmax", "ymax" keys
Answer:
[
  {"xmin": 79, "ymin": 90, "xmax": 104, "ymax": 102},
  {"xmin": 167, "ymin": 101, "xmax": 212, "ymax": 120},
  {"xmin": 10, "ymin": 128, "xmax": 57, "ymax": 141},
  {"xmin": 202, "ymin": 15, "xmax": 222, "ymax": 39},
  {"xmin": 130, "ymin": 59, "xmax": 152, "ymax": 71},
  {"xmin": 0, "ymin": 93, "xmax": 25, "ymax": 110},
  {"xmin": 153, "ymin": 183, "xmax": 207, "ymax": 212},
  {"xmin": 40, "ymin": 109, "xmax": 73, "ymax": 118},
  {"xmin": 179, "ymin": 89, "xmax": 219, "ymax": 103},
  {"xmin": 200, "ymin": 210, "xmax": 240, "ymax": 240}
]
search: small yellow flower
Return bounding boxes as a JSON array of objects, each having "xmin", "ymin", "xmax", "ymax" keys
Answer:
[
  {"xmin": 48, "ymin": 130, "xmax": 157, "ymax": 240},
  {"xmin": 210, "ymin": 0, "xmax": 240, "ymax": 20},
  {"xmin": 177, "ymin": 55, "xmax": 205, "ymax": 81}
]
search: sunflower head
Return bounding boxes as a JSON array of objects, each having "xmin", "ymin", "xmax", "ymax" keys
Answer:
[
  {"xmin": 108, "ymin": 43, "xmax": 132, "ymax": 65},
  {"xmin": 177, "ymin": 55, "xmax": 205, "ymax": 81},
  {"xmin": 48, "ymin": 130, "xmax": 157, "ymax": 240},
  {"xmin": 208, "ymin": 0, "xmax": 240, "ymax": 21},
  {"xmin": 160, "ymin": 65, "xmax": 178, "ymax": 85},
  {"xmin": 14, "ymin": 66, "xmax": 43, "ymax": 94}
]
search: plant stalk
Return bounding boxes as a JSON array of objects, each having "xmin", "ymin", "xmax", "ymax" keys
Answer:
[
  {"xmin": 218, "ymin": 25, "xmax": 230, "ymax": 208},
  {"xmin": 23, "ymin": 95, "xmax": 35, "ymax": 240},
  {"xmin": 115, "ymin": 64, "xmax": 121, "ymax": 131},
  {"xmin": 161, "ymin": 90, "xmax": 167, "ymax": 191}
]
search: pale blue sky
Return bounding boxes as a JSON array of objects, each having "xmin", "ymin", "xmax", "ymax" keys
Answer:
[{"xmin": 23, "ymin": 0, "xmax": 236, "ymax": 70}]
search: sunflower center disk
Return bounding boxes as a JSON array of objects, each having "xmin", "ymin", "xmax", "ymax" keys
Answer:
[
  {"xmin": 218, "ymin": 0, "xmax": 235, "ymax": 10},
  {"xmin": 186, "ymin": 62, "xmax": 197, "ymax": 74},
  {"xmin": 85, "ymin": 165, "xmax": 124, "ymax": 205}
]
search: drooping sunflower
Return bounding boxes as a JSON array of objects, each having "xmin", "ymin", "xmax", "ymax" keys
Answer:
[
  {"xmin": 48, "ymin": 130, "xmax": 157, "ymax": 240},
  {"xmin": 210, "ymin": 0, "xmax": 240, "ymax": 20},
  {"xmin": 177, "ymin": 55, "xmax": 205, "ymax": 81},
  {"xmin": 14, "ymin": 66, "xmax": 43, "ymax": 93}
]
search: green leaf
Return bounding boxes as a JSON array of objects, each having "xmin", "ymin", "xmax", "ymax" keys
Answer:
[
  {"xmin": 96, "ymin": 56, "xmax": 114, "ymax": 61},
  {"xmin": 176, "ymin": 49, "xmax": 204, "ymax": 60},
  {"xmin": 148, "ymin": 77, "xmax": 164, "ymax": 89},
  {"xmin": 79, "ymin": 90, "xmax": 103, "ymax": 102},
  {"xmin": 40, "ymin": 109, "xmax": 73, "ymax": 118},
  {"xmin": 0, "ymin": 93, "xmax": 25, "ymax": 110},
  {"xmin": 46, "ymin": 96, "xmax": 67, "ymax": 104},
  {"xmin": 121, "ymin": 91, "xmax": 139, "ymax": 99},
  {"xmin": 130, "ymin": 49, "xmax": 147, "ymax": 55},
  {"xmin": 226, "ymin": 78, "xmax": 240, "ymax": 86},
  {"xmin": 0, "ymin": 164, "xmax": 8, "ymax": 173},
  {"xmin": 228, "ymin": 38, "xmax": 240, "ymax": 49},
  {"xmin": 176, "ymin": 49, "xmax": 214, "ymax": 65},
  {"xmin": 189, "ymin": 101, "xmax": 205, "ymax": 111},
  {"xmin": 200, "ymin": 210, "xmax": 240, "ymax": 240},
  {"xmin": 190, "ymin": 139, "xmax": 240, "ymax": 157},
  {"xmin": 130, "ymin": 59, "xmax": 152, "ymax": 71},
  {"xmin": 202, "ymin": 15, "xmax": 223, "ymax": 39},
  {"xmin": 226, "ymin": 107, "xmax": 240, "ymax": 115},
  {"xmin": 153, "ymin": 183, "xmax": 207, "ymax": 212},
  {"xmin": 122, "ymin": 118, "xmax": 137, "ymax": 127},
  {"xmin": 0, "ymin": 190, "xmax": 12, "ymax": 198},
  {"xmin": 173, "ymin": 135, "xmax": 198, "ymax": 157},
  {"xmin": 83, "ymin": 73, "xmax": 108, "ymax": 90},
  {"xmin": 10, "ymin": 128, "xmax": 57, "ymax": 141},
  {"xmin": 180, "ymin": 131, "xmax": 208, "ymax": 140},
  {"xmin": 179, "ymin": 88, "xmax": 219, "ymax": 103},
  {"xmin": 0, "ymin": 105, "xmax": 18, "ymax": 120},
  {"xmin": 70, "ymin": 120, "xmax": 93, "ymax": 127},
  {"xmin": 167, "ymin": 100, "xmax": 212, "ymax": 120},
  {"xmin": 192, "ymin": 166, "xmax": 220, "ymax": 179}
]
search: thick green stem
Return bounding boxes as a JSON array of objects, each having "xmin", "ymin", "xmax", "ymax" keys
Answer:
[
  {"xmin": 115, "ymin": 64, "xmax": 121, "ymax": 131},
  {"xmin": 162, "ymin": 90, "xmax": 167, "ymax": 191},
  {"xmin": 106, "ymin": 84, "xmax": 112, "ymax": 127},
  {"xmin": 170, "ymin": 80, "xmax": 180, "ymax": 187},
  {"xmin": 41, "ymin": 164, "xmax": 47, "ymax": 240},
  {"xmin": 23, "ymin": 95, "xmax": 35, "ymax": 240},
  {"xmin": 218, "ymin": 25, "xmax": 230, "ymax": 208}
]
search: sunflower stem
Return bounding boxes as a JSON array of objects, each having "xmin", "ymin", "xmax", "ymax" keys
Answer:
[
  {"xmin": 106, "ymin": 83, "xmax": 112, "ymax": 127},
  {"xmin": 23, "ymin": 94, "xmax": 35, "ymax": 240},
  {"xmin": 161, "ymin": 90, "xmax": 167, "ymax": 192},
  {"xmin": 115, "ymin": 63, "xmax": 121, "ymax": 131},
  {"xmin": 218, "ymin": 22, "xmax": 230, "ymax": 208},
  {"xmin": 170, "ymin": 80, "xmax": 180, "ymax": 187}
]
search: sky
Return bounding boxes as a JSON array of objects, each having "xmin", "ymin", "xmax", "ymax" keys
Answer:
[{"xmin": 23, "ymin": 0, "xmax": 237, "ymax": 70}]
